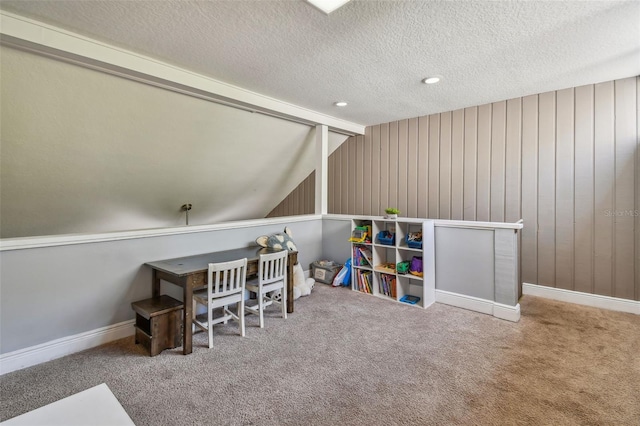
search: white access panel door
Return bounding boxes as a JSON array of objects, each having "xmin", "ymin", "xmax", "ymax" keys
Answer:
[{"xmin": 1, "ymin": 383, "xmax": 135, "ymax": 426}]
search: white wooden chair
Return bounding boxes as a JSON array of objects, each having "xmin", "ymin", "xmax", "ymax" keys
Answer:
[
  {"xmin": 192, "ymin": 258, "xmax": 247, "ymax": 348},
  {"xmin": 245, "ymin": 250, "xmax": 288, "ymax": 328}
]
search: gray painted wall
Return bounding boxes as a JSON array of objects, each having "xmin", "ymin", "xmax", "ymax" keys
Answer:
[
  {"xmin": 320, "ymin": 217, "xmax": 352, "ymax": 265},
  {"xmin": 0, "ymin": 218, "xmax": 322, "ymax": 354},
  {"xmin": 435, "ymin": 227, "xmax": 495, "ymax": 301},
  {"xmin": 0, "ymin": 215, "xmax": 521, "ymax": 356}
]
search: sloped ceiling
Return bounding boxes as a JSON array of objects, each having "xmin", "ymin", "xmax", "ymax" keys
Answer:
[
  {"xmin": 0, "ymin": 45, "xmax": 349, "ymax": 237},
  {"xmin": 1, "ymin": 0, "xmax": 639, "ymax": 126}
]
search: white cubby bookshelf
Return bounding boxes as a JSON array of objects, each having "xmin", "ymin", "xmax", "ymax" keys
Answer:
[{"xmin": 349, "ymin": 218, "xmax": 435, "ymax": 309}]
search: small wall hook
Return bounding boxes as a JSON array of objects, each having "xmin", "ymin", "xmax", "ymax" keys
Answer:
[{"xmin": 181, "ymin": 204, "xmax": 192, "ymax": 225}]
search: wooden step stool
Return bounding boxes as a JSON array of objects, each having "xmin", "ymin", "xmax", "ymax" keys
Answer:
[{"xmin": 131, "ymin": 295, "xmax": 183, "ymax": 356}]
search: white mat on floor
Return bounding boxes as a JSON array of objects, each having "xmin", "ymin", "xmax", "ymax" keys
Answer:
[{"xmin": 0, "ymin": 383, "xmax": 134, "ymax": 425}]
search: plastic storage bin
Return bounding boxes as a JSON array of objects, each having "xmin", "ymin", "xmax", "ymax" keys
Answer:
[
  {"xmin": 377, "ymin": 231, "xmax": 395, "ymax": 246},
  {"xmin": 312, "ymin": 260, "xmax": 342, "ymax": 284},
  {"xmin": 405, "ymin": 233, "xmax": 423, "ymax": 249}
]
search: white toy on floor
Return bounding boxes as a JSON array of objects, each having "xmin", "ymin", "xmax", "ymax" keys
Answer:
[
  {"xmin": 292, "ymin": 262, "xmax": 315, "ymax": 300},
  {"xmin": 255, "ymin": 227, "xmax": 315, "ymax": 300}
]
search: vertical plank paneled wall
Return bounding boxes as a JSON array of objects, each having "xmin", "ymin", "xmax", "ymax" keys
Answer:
[
  {"xmin": 270, "ymin": 77, "xmax": 639, "ymax": 302},
  {"xmin": 267, "ymin": 172, "xmax": 315, "ymax": 218}
]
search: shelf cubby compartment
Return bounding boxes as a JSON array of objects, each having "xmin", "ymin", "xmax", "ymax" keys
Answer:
[
  {"xmin": 397, "ymin": 276, "xmax": 424, "ymax": 308},
  {"xmin": 352, "ymin": 244, "xmax": 373, "ymax": 268},
  {"xmin": 396, "ymin": 249, "xmax": 423, "ymax": 280},
  {"xmin": 373, "ymin": 220, "xmax": 396, "ymax": 247},
  {"xmin": 397, "ymin": 221, "xmax": 423, "ymax": 250},
  {"xmin": 376, "ymin": 272, "xmax": 397, "ymax": 299},
  {"xmin": 372, "ymin": 244, "xmax": 395, "ymax": 273},
  {"xmin": 353, "ymin": 269, "xmax": 374, "ymax": 294},
  {"xmin": 350, "ymin": 219, "xmax": 373, "ymax": 245}
]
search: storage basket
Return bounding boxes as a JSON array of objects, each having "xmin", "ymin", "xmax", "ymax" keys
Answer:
[
  {"xmin": 312, "ymin": 260, "xmax": 342, "ymax": 284},
  {"xmin": 377, "ymin": 231, "xmax": 395, "ymax": 246},
  {"xmin": 405, "ymin": 233, "xmax": 423, "ymax": 249}
]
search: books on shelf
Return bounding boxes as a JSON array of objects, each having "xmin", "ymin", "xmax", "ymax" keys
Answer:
[
  {"xmin": 353, "ymin": 245, "xmax": 372, "ymax": 267},
  {"xmin": 355, "ymin": 270, "xmax": 373, "ymax": 294},
  {"xmin": 378, "ymin": 273, "xmax": 396, "ymax": 298}
]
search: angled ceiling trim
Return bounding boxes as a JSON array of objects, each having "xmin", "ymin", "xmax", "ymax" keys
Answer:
[{"xmin": 0, "ymin": 11, "xmax": 365, "ymax": 135}]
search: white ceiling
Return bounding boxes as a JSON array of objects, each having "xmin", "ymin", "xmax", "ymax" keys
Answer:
[{"xmin": 1, "ymin": 0, "xmax": 638, "ymax": 127}]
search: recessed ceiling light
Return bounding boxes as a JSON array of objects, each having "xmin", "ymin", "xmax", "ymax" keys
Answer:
[
  {"xmin": 422, "ymin": 76, "xmax": 441, "ymax": 84},
  {"xmin": 334, "ymin": 101, "xmax": 348, "ymax": 107},
  {"xmin": 306, "ymin": 0, "xmax": 351, "ymax": 14}
]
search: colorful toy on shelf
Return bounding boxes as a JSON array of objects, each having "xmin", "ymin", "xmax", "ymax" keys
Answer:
[
  {"xmin": 409, "ymin": 256, "xmax": 423, "ymax": 277},
  {"xmin": 375, "ymin": 262, "xmax": 396, "ymax": 274},
  {"xmin": 349, "ymin": 225, "xmax": 371, "ymax": 243},
  {"xmin": 406, "ymin": 232, "xmax": 423, "ymax": 249},
  {"xmin": 396, "ymin": 261, "xmax": 410, "ymax": 275},
  {"xmin": 400, "ymin": 295, "xmax": 420, "ymax": 305}
]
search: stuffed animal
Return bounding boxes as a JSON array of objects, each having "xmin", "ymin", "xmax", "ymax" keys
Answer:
[
  {"xmin": 255, "ymin": 227, "xmax": 315, "ymax": 300},
  {"xmin": 255, "ymin": 227, "xmax": 298, "ymax": 252}
]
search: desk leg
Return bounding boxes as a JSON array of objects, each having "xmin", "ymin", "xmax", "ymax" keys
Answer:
[
  {"xmin": 183, "ymin": 283, "xmax": 193, "ymax": 355},
  {"xmin": 152, "ymin": 270, "xmax": 161, "ymax": 297},
  {"xmin": 287, "ymin": 252, "xmax": 298, "ymax": 314}
]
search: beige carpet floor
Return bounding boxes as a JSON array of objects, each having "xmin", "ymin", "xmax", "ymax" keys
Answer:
[{"xmin": 1, "ymin": 284, "xmax": 639, "ymax": 425}]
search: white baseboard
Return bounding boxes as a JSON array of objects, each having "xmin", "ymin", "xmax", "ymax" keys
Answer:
[
  {"xmin": 493, "ymin": 302, "xmax": 522, "ymax": 322},
  {"xmin": 435, "ymin": 290, "xmax": 521, "ymax": 322},
  {"xmin": 523, "ymin": 283, "xmax": 640, "ymax": 315},
  {"xmin": 1, "ymin": 272, "xmax": 312, "ymax": 375},
  {"xmin": 14, "ymin": 284, "xmax": 632, "ymax": 376},
  {"xmin": 0, "ymin": 320, "xmax": 135, "ymax": 376}
]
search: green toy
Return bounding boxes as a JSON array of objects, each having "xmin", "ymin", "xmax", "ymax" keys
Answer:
[{"xmin": 396, "ymin": 261, "xmax": 410, "ymax": 274}]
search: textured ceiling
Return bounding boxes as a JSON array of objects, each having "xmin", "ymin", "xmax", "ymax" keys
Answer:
[{"xmin": 1, "ymin": 0, "xmax": 639, "ymax": 127}]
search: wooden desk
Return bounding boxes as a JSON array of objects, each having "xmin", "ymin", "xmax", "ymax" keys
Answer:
[{"xmin": 145, "ymin": 246, "xmax": 297, "ymax": 354}]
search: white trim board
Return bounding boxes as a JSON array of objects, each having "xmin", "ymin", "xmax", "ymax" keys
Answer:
[
  {"xmin": 435, "ymin": 290, "xmax": 521, "ymax": 322},
  {"xmin": 322, "ymin": 214, "xmax": 523, "ymax": 230},
  {"xmin": 523, "ymin": 283, "xmax": 640, "ymax": 315},
  {"xmin": 0, "ymin": 214, "xmax": 321, "ymax": 251},
  {"xmin": 0, "ymin": 320, "xmax": 135, "ymax": 376},
  {"xmin": 0, "ymin": 215, "xmax": 522, "ymax": 252}
]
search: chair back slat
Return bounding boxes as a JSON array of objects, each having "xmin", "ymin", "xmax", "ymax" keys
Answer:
[
  {"xmin": 259, "ymin": 250, "xmax": 288, "ymax": 285},
  {"xmin": 208, "ymin": 258, "xmax": 247, "ymax": 298}
]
